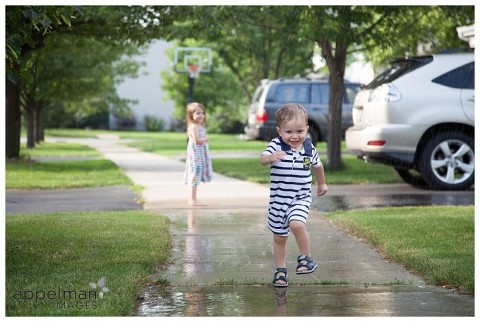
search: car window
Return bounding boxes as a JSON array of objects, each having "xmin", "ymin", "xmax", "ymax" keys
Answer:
[
  {"xmin": 345, "ymin": 84, "xmax": 360, "ymax": 103},
  {"xmin": 365, "ymin": 56, "xmax": 433, "ymax": 89},
  {"xmin": 252, "ymin": 85, "xmax": 265, "ymax": 103},
  {"xmin": 311, "ymin": 84, "xmax": 329, "ymax": 104},
  {"xmin": 275, "ymin": 84, "xmax": 309, "ymax": 103},
  {"xmin": 432, "ymin": 62, "xmax": 475, "ymax": 89},
  {"xmin": 311, "ymin": 83, "xmax": 361, "ymax": 104}
]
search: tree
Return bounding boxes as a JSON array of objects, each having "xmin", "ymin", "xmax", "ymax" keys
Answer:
[
  {"xmin": 5, "ymin": 5, "xmax": 180, "ymax": 158},
  {"xmin": 300, "ymin": 6, "xmax": 474, "ymax": 170},
  {"xmin": 157, "ymin": 6, "xmax": 314, "ymax": 102},
  {"xmin": 6, "ymin": 6, "xmax": 78, "ymax": 158},
  {"xmin": 21, "ymin": 31, "xmax": 144, "ymax": 145},
  {"xmin": 156, "ymin": 6, "xmax": 316, "ymax": 132}
]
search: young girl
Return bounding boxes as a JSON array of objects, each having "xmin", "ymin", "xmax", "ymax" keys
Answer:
[{"xmin": 184, "ymin": 102, "xmax": 213, "ymax": 206}]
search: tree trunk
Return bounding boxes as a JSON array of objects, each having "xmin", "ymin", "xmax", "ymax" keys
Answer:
[
  {"xmin": 35, "ymin": 102, "xmax": 45, "ymax": 143},
  {"xmin": 25, "ymin": 97, "xmax": 36, "ymax": 148},
  {"xmin": 5, "ymin": 77, "xmax": 21, "ymax": 159},
  {"xmin": 317, "ymin": 38, "xmax": 347, "ymax": 170},
  {"xmin": 327, "ymin": 71, "xmax": 344, "ymax": 170}
]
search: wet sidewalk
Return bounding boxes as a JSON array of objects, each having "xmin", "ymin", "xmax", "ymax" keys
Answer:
[{"xmin": 47, "ymin": 136, "xmax": 474, "ymax": 317}]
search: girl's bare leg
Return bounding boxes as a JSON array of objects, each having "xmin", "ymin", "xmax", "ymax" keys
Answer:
[{"xmin": 188, "ymin": 186, "xmax": 198, "ymax": 206}]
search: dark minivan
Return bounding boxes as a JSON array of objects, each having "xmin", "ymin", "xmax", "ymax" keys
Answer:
[{"xmin": 244, "ymin": 78, "xmax": 361, "ymax": 146}]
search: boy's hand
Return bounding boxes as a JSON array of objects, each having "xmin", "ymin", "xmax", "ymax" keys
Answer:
[
  {"xmin": 270, "ymin": 151, "xmax": 287, "ymax": 163},
  {"xmin": 317, "ymin": 183, "xmax": 328, "ymax": 196}
]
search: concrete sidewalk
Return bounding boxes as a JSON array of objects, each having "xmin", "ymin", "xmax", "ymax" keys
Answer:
[{"xmin": 46, "ymin": 136, "xmax": 474, "ymax": 317}]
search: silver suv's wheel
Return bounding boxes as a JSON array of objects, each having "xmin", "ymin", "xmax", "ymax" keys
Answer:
[
  {"xmin": 394, "ymin": 168, "xmax": 428, "ymax": 188},
  {"xmin": 418, "ymin": 131, "xmax": 474, "ymax": 190}
]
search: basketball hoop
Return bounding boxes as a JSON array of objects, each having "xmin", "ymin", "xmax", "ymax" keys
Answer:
[{"xmin": 187, "ymin": 64, "xmax": 200, "ymax": 79}]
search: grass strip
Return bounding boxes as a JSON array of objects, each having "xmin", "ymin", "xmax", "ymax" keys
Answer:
[
  {"xmin": 6, "ymin": 211, "xmax": 170, "ymax": 316},
  {"xmin": 6, "ymin": 159, "xmax": 131, "ymax": 189},
  {"xmin": 21, "ymin": 142, "xmax": 102, "ymax": 158},
  {"xmin": 323, "ymin": 206, "xmax": 474, "ymax": 294},
  {"xmin": 211, "ymin": 156, "xmax": 402, "ymax": 184}
]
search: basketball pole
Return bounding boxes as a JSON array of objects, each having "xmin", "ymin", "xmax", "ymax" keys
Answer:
[
  {"xmin": 187, "ymin": 74, "xmax": 194, "ymax": 103},
  {"xmin": 186, "ymin": 64, "xmax": 199, "ymax": 103}
]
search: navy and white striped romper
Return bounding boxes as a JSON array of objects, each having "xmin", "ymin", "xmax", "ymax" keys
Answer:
[{"xmin": 261, "ymin": 137, "xmax": 322, "ymax": 236}]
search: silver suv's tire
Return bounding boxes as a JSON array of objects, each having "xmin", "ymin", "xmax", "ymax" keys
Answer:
[
  {"xmin": 394, "ymin": 168, "xmax": 428, "ymax": 188},
  {"xmin": 418, "ymin": 131, "xmax": 474, "ymax": 190}
]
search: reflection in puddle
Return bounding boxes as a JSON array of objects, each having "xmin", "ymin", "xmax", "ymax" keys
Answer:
[
  {"xmin": 136, "ymin": 286, "xmax": 290, "ymax": 316},
  {"xmin": 134, "ymin": 285, "xmax": 474, "ymax": 316},
  {"xmin": 312, "ymin": 193, "xmax": 474, "ymax": 212},
  {"xmin": 274, "ymin": 288, "xmax": 287, "ymax": 316},
  {"xmin": 136, "ymin": 287, "xmax": 250, "ymax": 316}
]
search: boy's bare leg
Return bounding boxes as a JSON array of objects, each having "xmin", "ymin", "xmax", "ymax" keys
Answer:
[
  {"xmin": 274, "ymin": 234, "xmax": 288, "ymax": 267},
  {"xmin": 273, "ymin": 234, "xmax": 288, "ymax": 285},
  {"xmin": 290, "ymin": 220, "xmax": 311, "ymax": 272}
]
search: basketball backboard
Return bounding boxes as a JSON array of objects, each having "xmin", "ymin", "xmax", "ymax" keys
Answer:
[{"xmin": 174, "ymin": 47, "xmax": 212, "ymax": 74}]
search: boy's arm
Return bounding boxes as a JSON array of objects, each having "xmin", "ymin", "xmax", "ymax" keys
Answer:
[
  {"xmin": 312, "ymin": 165, "xmax": 328, "ymax": 196},
  {"xmin": 260, "ymin": 153, "xmax": 273, "ymax": 166},
  {"xmin": 260, "ymin": 151, "xmax": 286, "ymax": 166}
]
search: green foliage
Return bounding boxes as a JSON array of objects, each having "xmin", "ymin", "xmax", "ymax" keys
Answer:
[
  {"xmin": 23, "ymin": 31, "xmax": 143, "ymax": 129},
  {"xmin": 336, "ymin": 6, "xmax": 474, "ymax": 68},
  {"xmin": 325, "ymin": 206, "xmax": 474, "ymax": 294},
  {"xmin": 143, "ymin": 114, "xmax": 165, "ymax": 132},
  {"xmin": 160, "ymin": 6, "xmax": 316, "ymax": 131},
  {"xmin": 5, "ymin": 6, "xmax": 80, "ymax": 83},
  {"xmin": 161, "ymin": 40, "xmax": 249, "ymax": 132},
  {"xmin": 6, "ymin": 211, "xmax": 171, "ymax": 316}
]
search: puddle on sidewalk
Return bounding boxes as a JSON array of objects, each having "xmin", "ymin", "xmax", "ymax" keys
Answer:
[
  {"xmin": 132, "ymin": 193, "xmax": 474, "ymax": 317},
  {"xmin": 313, "ymin": 193, "xmax": 474, "ymax": 212},
  {"xmin": 133, "ymin": 285, "xmax": 474, "ymax": 317}
]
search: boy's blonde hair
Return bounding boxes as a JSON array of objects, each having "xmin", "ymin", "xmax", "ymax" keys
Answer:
[
  {"xmin": 185, "ymin": 102, "xmax": 207, "ymax": 130},
  {"xmin": 275, "ymin": 103, "xmax": 308, "ymax": 127}
]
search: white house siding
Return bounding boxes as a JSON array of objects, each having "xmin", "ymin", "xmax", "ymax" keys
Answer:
[{"xmin": 114, "ymin": 39, "xmax": 175, "ymax": 131}]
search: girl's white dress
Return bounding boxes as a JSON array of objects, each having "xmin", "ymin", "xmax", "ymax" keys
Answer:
[{"xmin": 184, "ymin": 126, "xmax": 213, "ymax": 186}]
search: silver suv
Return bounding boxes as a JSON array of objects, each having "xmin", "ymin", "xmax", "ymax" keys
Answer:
[
  {"xmin": 244, "ymin": 78, "xmax": 361, "ymax": 146},
  {"xmin": 345, "ymin": 51, "xmax": 474, "ymax": 190}
]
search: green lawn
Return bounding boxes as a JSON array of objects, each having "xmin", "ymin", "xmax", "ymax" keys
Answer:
[
  {"xmin": 131, "ymin": 133, "xmax": 269, "ymax": 156},
  {"xmin": 211, "ymin": 155, "xmax": 402, "ymax": 185},
  {"xmin": 21, "ymin": 141, "xmax": 102, "ymax": 158},
  {"xmin": 7, "ymin": 141, "xmax": 132, "ymax": 190},
  {"xmin": 6, "ymin": 159, "xmax": 131, "ymax": 189},
  {"xmin": 6, "ymin": 211, "xmax": 170, "ymax": 316},
  {"xmin": 324, "ymin": 206, "xmax": 474, "ymax": 294}
]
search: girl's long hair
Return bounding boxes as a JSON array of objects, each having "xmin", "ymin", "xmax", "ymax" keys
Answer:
[{"xmin": 185, "ymin": 102, "xmax": 207, "ymax": 133}]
